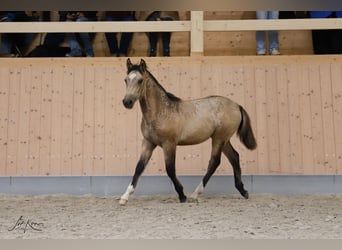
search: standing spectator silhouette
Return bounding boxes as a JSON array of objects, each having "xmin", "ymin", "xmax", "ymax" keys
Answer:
[
  {"xmin": 63, "ymin": 11, "xmax": 97, "ymax": 57},
  {"xmin": 1, "ymin": 11, "xmax": 39, "ymax": 57},
  {"xmin": 256, "ymin": 11, "xmax": 281, "ymax": 55},
  {"xmin": 310, "ymin": 11, "xmax": 342, "ymax": 54},
  {"xmin": 104, "ymin": 11, "xmax": 135, "ymax": 57},
  {"xmin": 138, "ymin": 11, "xmax": 179, "ymax": 57}
]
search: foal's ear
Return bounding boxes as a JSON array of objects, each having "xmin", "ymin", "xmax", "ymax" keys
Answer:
[
  {"xmin": 126, "ymin": 58, "xmax": 133, "ymax": 71},
  {"xmin": 139, "ymin": 59, "xmax": 147, "ymax": 72}
]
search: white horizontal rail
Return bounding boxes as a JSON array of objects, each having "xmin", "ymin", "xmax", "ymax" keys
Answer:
[
  {"xmin": 2, "ymin": 15, "xmax": 342, "ymax": 55},
  {"xmin": 1, "ymin": 18, "xmax": 342, "ymax": 33},
  {"xmin": 204, "ymin": 18, "xmax": 342, "ymax": 31},
  {"xmin": 0, "ymin": 21, "xmax": 191, "ymax": 33}
]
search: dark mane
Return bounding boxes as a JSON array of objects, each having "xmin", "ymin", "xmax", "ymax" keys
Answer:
[{"xmin": 128, "ymin": 65, "xmax": 181, "ymax": 102}]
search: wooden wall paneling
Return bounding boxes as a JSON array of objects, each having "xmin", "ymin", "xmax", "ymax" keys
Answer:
[
  {"xmin": 16, "ymin": 67, "xmax": 31, "ymax": 176},
  {"xmin": 104, "ymin": 67, "xmax": 117, "ymax": 175},
  {"xmin": 113, "ymin": 66, "xmax": 131, "ymax": 176},
  {"xmin": 299, "ymin": 65, "xmax": 314, "ymax": 174},
  {"xmin": 6, "ymin": 68, "xmax": 21, "ymax": 175},
  {"xmin": 83, "ymin": 66, "xmax": 95, "ymax": 175},
  {"xmin": 1, "ymin": 56, "xmax": 342, "ymax": 177},
  {"xmin": 27, "ymin": 68, "xmax": 42, "ymax": 176},
  {"xmin": 308, "ymin": 65, "xmax": 325, "ymax": 174},
  {"xmin": 224, "ymin": 65, "xmax": 245, "ymax": 175},
  {"xmin": 319, "ymin": 64, "xmax": 337, "ymax": 174},
  {"xmin": 331, "ymin": 64, "xmax": 342, "ymax": 174},
  {"xmin": 111, "ymin": 66, "xmax": 127, "ymax": 175},
  {"xmin": 71, "ymin": 67, "xmax": 85, "ymax": 175},
  {"xmin": 287, "ymin": 66, "xmax": 303, "ymax": 174},
  {"xmin": 254, "ymin": 66, "xmax": 268, "ymax": 174},
  {"xmin": 59, "ymin": 67, "xmax": 74, "ymax": 175},
  {"xmin": 93, "ymin": 67, "xmax": 106, "ymax": 175},
  {"xmin": 242, "ymin": 65, "xmax": 258, "ymax": 174},
  {"xmin": 276, "ymin": 66, "xmax": 291, "ymax": 174},
  {"xmin": 0, "ymin": 67, "xmax": 9, "ymax": 176},
  {"xmin": 265, "ymin": 66, "xmax": 281, "ymax": 173},
  {"xmin": 50, "ymin": 67, "xmax": 63, "ymax": 176},
  {"xmin": 39, "ymin": 68, "xmax": 53, "ymax": 176}
]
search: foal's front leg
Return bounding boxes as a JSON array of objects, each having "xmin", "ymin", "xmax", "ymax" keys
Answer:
[
  {"xmin": 163, "ymin": 143, "xmax": 187, "ymax": 203},
  {"xmin": 119, "ymin": 139, "xmax": 156, "ymax": 205}
]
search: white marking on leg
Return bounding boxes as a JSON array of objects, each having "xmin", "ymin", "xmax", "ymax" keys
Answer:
[
  {"xmin": 119, "ymin": 184, "xmax": 135, "ymax": 205},
  {"xmin": 191, "ymin": 182, "xmax": 204, "ymax": 199}
]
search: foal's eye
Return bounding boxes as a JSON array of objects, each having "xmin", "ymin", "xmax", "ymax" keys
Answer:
[{"xmin": 138, "ymin": 79, "xmax": 143, "ymax": 85}]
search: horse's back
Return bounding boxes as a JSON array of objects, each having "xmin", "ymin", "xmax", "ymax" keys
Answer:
[
  {"xmin": 177, "ymin": 96, "xmax": 241, "ymax": 145},
  {"xmin": 186, "ymin": 95, "xmax": 240, "ymax": 119}
]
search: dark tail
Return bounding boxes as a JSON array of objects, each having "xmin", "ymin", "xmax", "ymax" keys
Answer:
[{"xmin": 237, "ymin": 106, "xmax": 257, "ymax": 150}]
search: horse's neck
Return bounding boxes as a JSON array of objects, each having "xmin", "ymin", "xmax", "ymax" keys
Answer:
[{"xmin": 140, "ymin": 77, "xmax": 170, "ymax": 116}]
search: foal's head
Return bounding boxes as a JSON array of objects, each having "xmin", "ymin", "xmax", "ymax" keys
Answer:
[{"xmin": 122, "ymin": 58, "xmax": 147, "ymax": 109}]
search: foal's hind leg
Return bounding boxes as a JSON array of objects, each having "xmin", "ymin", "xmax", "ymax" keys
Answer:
[
  {"xmin": 191, "ymin": 141, "xmax": 223, "ymax": 200},
  {"xmin": 162, "ymin": 143, "xmax": 187, "ymax": 203},
  {"xmin": 119, "ymin": 139, "xmax": 156, "ymax": 205},
  {"xmin": 223, "ymin": 141, "xmax": 249, "ymax": 199}
]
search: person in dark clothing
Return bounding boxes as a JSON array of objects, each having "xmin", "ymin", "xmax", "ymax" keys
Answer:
[
  {"xmin": 310, "ymin": 11, "xmax": 342, "ymax": 54},
  {"xmin": 63, "ymin": 11, "xmax": 97, "ymax": 57},
  {"xmin": 104, "ymin": 11, "xmax": 135, "ymax": 57},
  {"xmin": 138, "ymin": 11, "xmax": 179, "ymax": 57},
  {"xmin": 1, "ymin": 11, "xmax": 39, "ymax": 56}
]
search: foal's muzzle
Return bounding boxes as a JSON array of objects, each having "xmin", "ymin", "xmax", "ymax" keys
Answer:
[{"xmin": 122, "ymin": 98, "xmax": 134, "ymax": 109}]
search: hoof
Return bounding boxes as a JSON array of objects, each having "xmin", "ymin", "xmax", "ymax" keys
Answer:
[
  {"xmin": 242, "ymin": 191, "xmax": 249, "ymax": 199},
  {"xmin": 119, "ymin": 199, "xmax": 128, "ymax": 206},
  {"xmin": 186, "ymin": 197, "xmax": 199, "ymax": 203},
  {"xmin": 179, "ymin": 196, "xmax": 187, "ymax": 203}
]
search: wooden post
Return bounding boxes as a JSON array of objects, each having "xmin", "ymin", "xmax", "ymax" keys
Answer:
[{"xmin": 190, "ymin": 11, "xmax": 204, "ymax": 56}]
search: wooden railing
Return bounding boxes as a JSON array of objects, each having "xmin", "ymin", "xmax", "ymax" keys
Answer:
[{"xmin": 2, "ymin": 11, "xmax": 342, "ymax": 55}]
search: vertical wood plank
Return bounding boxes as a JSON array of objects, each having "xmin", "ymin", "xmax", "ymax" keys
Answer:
[
  {"xmin": 265, "ymin": 66, "xmax": 280, "ymax": 173},
  {"xmin": 319, "ymin": 64, "xmax": 336, "ymax": 174},
  {"xmin": 16, "ymin": 67, "xmax": 31, "ymax": 176},
  {"xmin": 72, "ymin": 67, "xmax": 85, "ymax": 175},
  {"xmin": 190, "ymin": 11, "xmax": 204, "ymax": 56},
  {"xmin": 39, "ymin": 68, "xmax": 53, "ymax": 176},
  {"xmin": 6, "ymin": 68, "xmax": 21, "ymax": 175},
  {"xmin": 298, "ymin": 65, "xmax": 314, "ymax": 173},
  {"xmin": 254, "ymin": 66, "xmax": 268, "ymax": 174},
  {"xmin": 83, "ymin": 66, "xmax": 95, "ymax": 175},
  {"xmin": 93, "ymin": 68, "xmax": 106, "ymax": 175},
  {"xmin": 243, "ymin": 65, "xmax": 258, "ymax": 174},
  {"xmin": 50, "ymin": 67, "xmax": 63, "ymax": 176},
  {"xmin": 27, "ymin": 68, "xmax": 42, "ymax": 176},
  {"xmin": 104, "ymin": 67, "xmax": 117, "ymax": 175},
  {"xmin": 59, "ymin": 67, "xmax": 74, "ymax": 175},
  {"xmin": 308, "ymin": 65, "xmax": 325, "ymax": 174},
  {"xmin": 0, "ymin": 68, "xmax": 9, "ymax": 176},
  {"xmin": 287, "ymin": 66, "xmax": 303, "ymax": 174},
  {"xmin": 331, "ymin": 64, "xmax": 342, "ymax": 174},
  {"xmin": 276, "ymin": 66, "xmax": 291, "ymax": 174}
]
